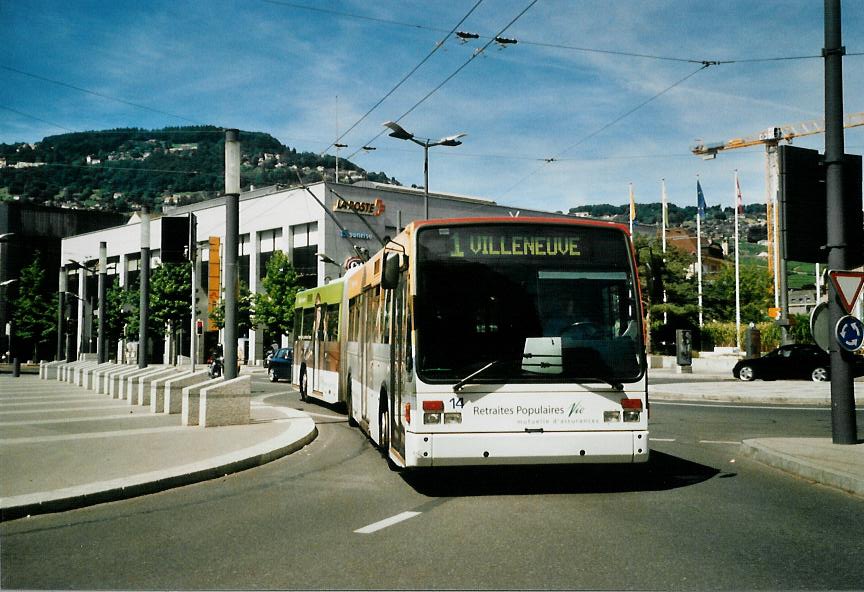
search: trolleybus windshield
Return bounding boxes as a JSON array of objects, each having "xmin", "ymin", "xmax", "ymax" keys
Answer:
[{"xmin": 416, "ymin": 223, "xmax": 644, "ymax": 385}]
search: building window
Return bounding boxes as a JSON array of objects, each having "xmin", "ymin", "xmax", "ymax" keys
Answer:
[{"xmin": 258, "ymin": 228, "xmax": 283, "ymax": 279}]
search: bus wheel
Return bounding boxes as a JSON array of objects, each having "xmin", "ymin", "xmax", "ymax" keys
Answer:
[
  {"xmin": 299, "ymin": 366, "xmax": 308, "ymax": 401},
  {"xmin": 378, "ymin": 396, "xmax": 390, "ymax": 453},
  {"xmin": 345, "ymin": 378, "xmax": 357, "ymax": 427}
]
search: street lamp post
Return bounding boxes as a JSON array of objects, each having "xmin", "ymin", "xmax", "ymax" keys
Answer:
[{"xmin": 383, "ymin": 121, "xmax": 465, "ymax": 220}]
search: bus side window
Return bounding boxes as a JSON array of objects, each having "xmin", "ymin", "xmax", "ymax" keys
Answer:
[
  {"xmin": 327, "ymin": 303, "xmax": 339, "ymax": 341},
  {"xmin": 293, "ymin": 310, "xmax": 301, "ymax": 339}
]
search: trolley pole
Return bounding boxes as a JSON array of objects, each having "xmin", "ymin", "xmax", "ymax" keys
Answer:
[
  {"xmin": 223, "ymin": 129, "xmax": 241, "ymax": 379},
  {"xmin": 139, "ymin": 206, "xmax": 150, "ymax": 369},
  {"xmin": 824, "ymin": 0, "xmax": 857, "ymax": 444},
  {"xmin": 97, "ymin": 241, "xmax": 107, "ymax": 363},
  {"xmin": 57, "ymin": 268, "xmax": 66, "ymax": 361}
]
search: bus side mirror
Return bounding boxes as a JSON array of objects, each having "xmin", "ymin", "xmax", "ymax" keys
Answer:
[{"xmin": 381, "ymin": 252, "xmax": 403, "ymax": 290}]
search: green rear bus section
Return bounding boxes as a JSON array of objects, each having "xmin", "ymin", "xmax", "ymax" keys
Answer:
[{"xmin": 293, "ymin": 280, "xmax": 345, "ymax": 340}]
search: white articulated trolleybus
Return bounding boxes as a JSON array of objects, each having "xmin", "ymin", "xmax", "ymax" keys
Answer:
[{"xmin": 294, "ymin": 216, "xmax": 649, "ymax": 469}]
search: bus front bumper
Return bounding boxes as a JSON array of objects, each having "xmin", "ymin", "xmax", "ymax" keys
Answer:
[{"xmin": 404, "ymin": 430, "xmax": 649, "ymax": 468}]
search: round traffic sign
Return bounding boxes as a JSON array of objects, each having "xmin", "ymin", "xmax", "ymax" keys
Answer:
[{"xmin": 835, "ymin": 315, "xmax": 864, "ymax": 352}]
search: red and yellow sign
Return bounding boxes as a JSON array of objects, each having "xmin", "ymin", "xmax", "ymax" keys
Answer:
[{"xmin": 208, "ymin": 237, "xmax": 221, "ymax": 331}]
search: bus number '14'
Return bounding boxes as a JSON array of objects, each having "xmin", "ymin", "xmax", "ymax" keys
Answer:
[{"xmin": 449, "ymin": 397, "xmax": 464, "ymax": 410}]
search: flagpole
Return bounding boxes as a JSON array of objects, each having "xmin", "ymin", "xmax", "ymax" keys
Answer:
[
  {"xmin": 696, "ymin": 177, "xmax": 704, "ymax": 328},
  {"xmin": 661, "ymin": 178, "xmax": 668, "ymax": 324},
  {"xmin": 734, "ymin": 170, "xmax": 742, "ymax": 352}
]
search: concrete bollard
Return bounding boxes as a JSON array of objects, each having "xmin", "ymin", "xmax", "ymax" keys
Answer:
[
  {"xmin": 161, "ymin": 370, "xmax": 211, "ymax": 414},
  {"xmin": 84, "ymin": 362, "xmax": 117, "ymax": 390},
  {"xmin": 115, "ymin": 367, "xmax": 161, "ymax": 400},
  {"xmin": 74, "ymin": 362, "xmax": 100, "ymax": 386},
  {"xmin": 132, "ymin": 367, "xmax": 177, "ymax": 406},
  {"xmin": 105, "ymin": 366, "xmax": 145, "ymax": 397},
  {"xmin": 199, "ymin": 375, "xmax": 252, "ymax": 428},
  {"xmin": 181, "ymin": 377, "xmax": 224, "ymax": 426},
  {"xmin": 40, "ymin": 361, "xmax": 65, "ymax": 380},
  {"xmin": 150, "ymin": 371, "xmax": 192, "ymax": 414},
  {"xmin": 94, "ymin": 364, "xmax": 126, "ymax": 394}
]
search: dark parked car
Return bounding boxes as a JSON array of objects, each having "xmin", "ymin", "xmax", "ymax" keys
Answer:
[
  {"xmin": 267, "ymin": 347, "xmax": 293, "ymax": 382},
  {"xmin": 733, "ymin": 344, "xmax": 864, "ymax": 382}
]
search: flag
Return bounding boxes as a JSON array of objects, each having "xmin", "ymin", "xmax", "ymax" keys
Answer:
[
  {"xmin": 629, "ymin": 183, "xmax": 636, "ymax": 222},
  {"xmin": 735, "ymin": 175, "xmax": 744, "ymax": 215},
  {"xmin": 697, "ymin": 179, "xmax": 707, "ymax": 219}
]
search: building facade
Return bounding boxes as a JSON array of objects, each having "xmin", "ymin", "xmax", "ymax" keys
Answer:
[{"xmin": 60, "ymin": 181, "xmax": 568, "ymax": 365}]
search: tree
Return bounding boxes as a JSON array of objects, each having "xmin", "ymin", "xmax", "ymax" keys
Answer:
[
  {"xmin": 11, "ymin": 252, "xmax": 57, "ymax": 361},
  {"xmin": 104, "ymin": 276, "xmax": 137, "ymax": 346},
  {"xmin": 253, "ymin": 251, "xmax": 301, "ymax": 339},
  {"xmin": 209, "ymin": 281, "xmax": 254, "ymax": 334},
  {"xmin": 702, "ymin": 263, "xmax": 773, "ymax": 324},
  {"xmin": 149, "ymin": 261, "xmax": 193, "ymax": 359},
  {"xmin": 633, "ymin": 236, "xmax": 700, "ymax": 352}
]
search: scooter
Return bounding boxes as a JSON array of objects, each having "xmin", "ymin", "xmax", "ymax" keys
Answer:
[{"xmin": 208, "ymin": 347, "xmax": 224, "ymax": 378}]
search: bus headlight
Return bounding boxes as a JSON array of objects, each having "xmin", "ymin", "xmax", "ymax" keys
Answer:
[
  {"xmin": 604, "ymin": 410, "xmax": 621, "ymax": 422},
  {"xmin": 444, "ymin": 412, "xmax": 462, "ymax": 424},
  {"xmin": 424, "ymin": 412, "xmax": 441, "ymax": 424}
]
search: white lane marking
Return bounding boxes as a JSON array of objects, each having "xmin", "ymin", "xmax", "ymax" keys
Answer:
[
  {"xmin": 651, "ymin": 438, "xmax": 677, "ymax": 442},
  {"xmin": 651, "ymin": 401, "xmax": 830, "ymax": 411},
  {"xmin": 0, "ymin": 425, "xmax": 187, "ymax": 445},
  {"xmin": 699, "ymin": 440, "xmax": 741, "ymax": 445},
  {"xmin": 355, "ymin": 511, "xmax": 422, "ymax": 534}
]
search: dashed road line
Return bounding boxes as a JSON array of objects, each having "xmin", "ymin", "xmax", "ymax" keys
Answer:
[{"xmin": 355, "ymin": 511, "xmax": 422, "ymax": 534}]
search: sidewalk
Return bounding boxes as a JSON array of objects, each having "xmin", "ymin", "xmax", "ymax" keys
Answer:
[{"xmin": 0, "ymin": 373, "xmax": 316, "ymax": 521}]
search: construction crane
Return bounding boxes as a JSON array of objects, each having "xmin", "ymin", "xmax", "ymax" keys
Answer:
[
  {"xmin": 692, "ymin": 111, "xmax": 864, "ymax": 158},
  {"xmin": 691, "ymin": 111, "xmax": 864, "ymax": 335}
]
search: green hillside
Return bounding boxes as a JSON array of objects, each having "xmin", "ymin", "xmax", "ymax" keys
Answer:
[{"xmin": 0, "ymin": 126, "xmax": 397, "ymax": 212}]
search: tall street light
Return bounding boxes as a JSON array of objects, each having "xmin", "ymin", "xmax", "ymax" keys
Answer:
[{"xmin": 383, "ymin": 121, "xmax": 465, "ymax": 220}]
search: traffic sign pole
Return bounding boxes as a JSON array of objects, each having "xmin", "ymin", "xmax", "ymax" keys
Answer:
[{"xmin": 824, "ymin": 1, "xmax": 857, "ymax": 445}]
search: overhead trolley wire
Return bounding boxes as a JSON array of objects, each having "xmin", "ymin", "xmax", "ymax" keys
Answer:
[
  {"xmin": 497, "ymin": 62, "xmax": 712, "ymax": 198},
  {"xmin": 257, "ymin": 1, "xmax": 859, "ymax": 65},
  {"xmin": 347, "ymin": 0, "xmax": 539, "ymax": 160},
  {"xmin": 318, "ymin": 0, "xmax": 485, "ymax": 156},
  {"xmin": 0, "ymin": 65, "xmax": 203, "ymax": 126}
]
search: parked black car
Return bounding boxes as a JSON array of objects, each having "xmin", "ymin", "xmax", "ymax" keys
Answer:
[
  {"xmin": 733, "ymin": 344, "xmax": 864, "ymax": 382},
  {"xmin": 267, "ymin": 347, "xmax": 293, "ymax": 382}
]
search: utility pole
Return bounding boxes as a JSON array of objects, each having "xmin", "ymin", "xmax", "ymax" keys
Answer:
[
  {"xmin": 56, "ymin": 268, "xmax": 65, "ymax": 361},
  {"xmin": 224, "ymin": 129, "xmax": 241, "ymax": 379},
  {"xmin": 139, "ymin": 206, "xmax": 150, "ymax": 369},
  {"xmin": 824, "ymin": 0, "xmax": 856, "ymax": 444},
  {"xmin": 97, "ymin": 241, "xmax": 107, "ymax": 363}
]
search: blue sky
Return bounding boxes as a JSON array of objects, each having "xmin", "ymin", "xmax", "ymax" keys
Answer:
[{"xmin": 2, "ymin": 0, "xmax": 862, "ymax": 214}]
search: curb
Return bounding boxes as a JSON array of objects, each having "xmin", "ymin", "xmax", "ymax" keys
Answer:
[
  {"xmin": 741, "ymin": 438, "xmax": 864, "ymax": 498},
  {"xmin": 0, "ymin": 410, "xmax": 317, "ymax": 522},
  {"xmin": 650, "ymin": 391, "xmax": 838, "ymax": 406}
]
